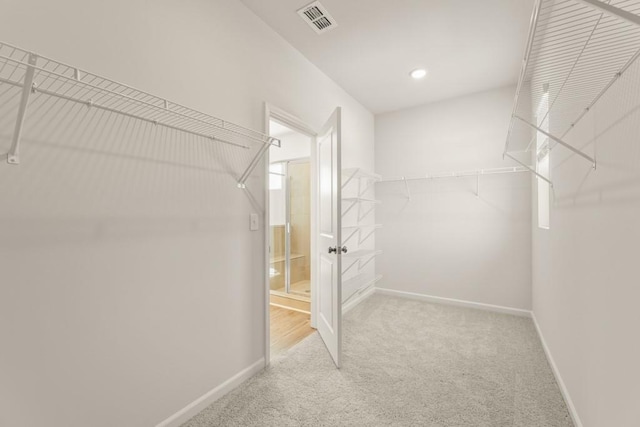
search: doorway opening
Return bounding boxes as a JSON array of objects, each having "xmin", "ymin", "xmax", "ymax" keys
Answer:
[{"xmin": 267, "ymin": 117, "xmax": 316, "ymax": 360}]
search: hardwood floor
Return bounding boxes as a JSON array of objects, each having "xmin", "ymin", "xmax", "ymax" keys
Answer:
[
  {"xmin": 270, "ymin": 305, "xmax": 315, "ymax": 358},
  {"xmin": 270, "ymin": 293, "xmax": 311, "ymax": 313}
]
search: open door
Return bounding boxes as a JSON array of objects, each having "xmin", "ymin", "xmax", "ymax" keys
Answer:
[{"xmin": 316, "ymin": 107, "xmax": 342, "ymax": 368}]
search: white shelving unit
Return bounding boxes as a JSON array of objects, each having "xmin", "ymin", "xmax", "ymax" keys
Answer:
[
  {"xmin": 341, "ymin": 168, "xmax": 381, "ymax": 306},
  {"xmin": 503, "ymin": 0, "xmax": 640, "ymax": 185},
  {"xmin": 0, "ymin": 41, "xmax": 280, "ymax": 187},
  {"xmin": 343, "ymin": 273, "xmax": 383, "ymax": 305},
  {"xmin": 342, "ymin": 224, "xmax": 382, "ymax": 246},
  {"xmin": 378, "ymin": 166, "xmax": 533, "ymax": 199}
]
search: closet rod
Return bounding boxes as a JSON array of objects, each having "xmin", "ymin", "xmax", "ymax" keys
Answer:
[{"xmin": 378, "ymin": 166, "xmax": 532, "ymax": 183}]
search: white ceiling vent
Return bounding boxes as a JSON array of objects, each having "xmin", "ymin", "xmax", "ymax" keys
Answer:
[{"xmin": 297, "ymin": 1, "xmax": 338, "ymax": 35}]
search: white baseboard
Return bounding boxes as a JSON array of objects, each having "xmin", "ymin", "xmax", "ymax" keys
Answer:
[
  {"xmin": 531, "ymin": 313, "xmax": 583, "ymax": 427},
  {"xmin": 375, "ymin": 288, "xmax": 532, "ymax": 318},
  {"xmin": 343, "ymin": 285, "xmax": 375, "ymax": 314},
  {"xmin": 155, "ymin": 358, "xmax": 265, "ymax": 427}
]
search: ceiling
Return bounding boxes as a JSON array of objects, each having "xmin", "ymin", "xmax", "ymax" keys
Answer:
[{"xmin": 240, "ymin": 0, "xmax": 535, "ymax": 114}]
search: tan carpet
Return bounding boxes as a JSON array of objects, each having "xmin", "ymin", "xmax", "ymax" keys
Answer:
[{"xmin": 183, "ymin": 294, "xmax": 573, "ymax": 426}]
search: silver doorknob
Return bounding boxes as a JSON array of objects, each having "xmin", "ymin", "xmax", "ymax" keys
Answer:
[
  {"xmin": 328, "ymin": 246, "xmax": 337, "ymax": 254},
  {"xmin": 341, "ymin": 246, "xmax": 348, "ymax": 253}
]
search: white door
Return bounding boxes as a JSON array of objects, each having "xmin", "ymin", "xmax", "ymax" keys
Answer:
[{"xmin": 316, "ymin": 108, "xmax": 342, "ymax": 368}]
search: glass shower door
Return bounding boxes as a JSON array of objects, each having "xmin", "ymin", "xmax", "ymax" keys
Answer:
[
  {"xmin": 269, "ymin": 162, "xmax": 289, "ymax": 294},
  {"xmin": 269, "ymin": 160, "xmax": 311, "ymax": 298}
]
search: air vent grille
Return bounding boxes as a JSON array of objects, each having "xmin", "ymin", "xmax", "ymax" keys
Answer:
[{"xmin": 297, "ymin": 1, "xmax": 338, "ymax": 35}]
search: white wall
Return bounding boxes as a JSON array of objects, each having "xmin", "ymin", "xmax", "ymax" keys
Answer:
[
  {"xmin": 375, "ymin": 86, "xmax": 532, "ymax": 310},
  {"xmin": 0, "ymin": 1, "xmax": 373, "ymax": 426},
  {"xmin": 270, "ymin": 127, "xmax": 311, "ymax": 164},
  {"xmin": 531, "ymin": 54, "xmax": 640, "ymax": 427}
]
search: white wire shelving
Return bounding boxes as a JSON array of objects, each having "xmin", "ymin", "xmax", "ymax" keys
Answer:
[
  {"xmin": 504, "ymin": 0, "xmax": 640, "ymax": 184},
  {"xmin": 342, "ymin": 273, "xmax": 382, "ymax": 305},
  {"xmin": 342, "ymin": 168, "xmax": 381, "ymax": 191},
  {"xmin": 342, "ymin": 224, "xmax": 382, "ymax": 246},
  {"xmin": 342, "ymin": 249, "xmax": 383, "ymax": 275},
  {"xmin": 341, "ymin": 168, "xmax": 381, "ymax": 306},
  {"xmin": 378, "ymin": 166, "xmax": 533, "ymax": 198},
  {"xmin": 0, "ymin": 41, "xmax": 280, "ymax": 187}
]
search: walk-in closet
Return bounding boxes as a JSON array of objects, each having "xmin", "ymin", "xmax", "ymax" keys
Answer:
[{"xmin": 1, "ymin": 1, "xmax": 639, "ymax": 426}]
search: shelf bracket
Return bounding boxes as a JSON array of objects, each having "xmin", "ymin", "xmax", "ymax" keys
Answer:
[
  {"xmin": 237, "ymin": 138, "xmax": 280, "ymax": 189},
  {"xmin": 505, "ymin": 152, "xmax": 553, "ymax": 187},
  {"xmin": 574, "ymin": 0, "xmax": 640, "ymax": 28},
  {"xmin": 342, "ymin": 228, "xmax": 360, "ymax": 245},
  {"xmin": 402, "ymin": 176, "xmax": 411, "ymax": 200},
  {"xmin": 514, "ymin": 115, "xmax": 596, "ymax": 169},
  {"xmin": 7, "ymin": 53, "xmax": 38, "ymax": 165},
  {"xmin": 342, "ymin": 258, "xmax": 360, "ymax": 275},
  {"xmin": 358, "ymin": 254, "xmax": 377, "ymax": 271},
  {"xmin": 358, "ymin": 178, "xmax": 375, "ymax": 197},
  {"xmin": 358, "ymin": 228, "xmax": 377, "ymax": 245},
  {"xmin": 341, "ymin": 168, "xmax": 359, "ymax": 189},
  {"xmin": 358, "ymin": 204, "xmax": 375, "ymax": 222},
  {"xmin": 342, "ymin": 199, "xmax": 358, "ymax": 217}
]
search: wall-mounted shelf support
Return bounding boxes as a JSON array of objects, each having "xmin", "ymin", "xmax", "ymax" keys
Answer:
[
  {"xmin": 0, "ymin": 41, "xmax": 281, "ymax": 183},
  {"xmin": 342, "ymin": 199, "xmax": 359, "ymax": 217},
  {"xmin": 379, "ymin": 166, "xmax": 534, "ymax": 197},
  {"xmin": 342, "ymin": 197, "xmax": 380, "ymax": 218},
  {"xmin": 358, "ymin": 204, "xmax": 376, "ymax": 222},
  {"xmin": 342, "ymin": 274, "xmax": 382, "ymax": 304},
  {"xmin": 342, "ymin": 227, "xmax": 361, "ymax": 246},
  {"xmin": 7, "ymin": 53, "xmax": 37, "ymax": 165},
  {"xmin": 505, "ymin": 153, "xmax": 553, "ymax": 187},
  {"xmin": 342, "ymin": 224, "xmax": 382, "ymax": 245},
  {"xmin": 358, "ymin": 253, "xmax": 377, "ymax": 270},
  {"xmin": 342, "ymin": 258, "xmax": 361, "ymax": 275},
  {"xmin": 503, "ymin": 0, "xmax": 640, "ymax": 183},
  {"xmin": 237, "ymin": 140, "xmax": 279, "ymax": 189},
  {"xmin": 342, "ymin": 250, "xmax": 382, "ymax": 275},
  {"xmin": 402, "ymin": 176, "xmax": 411, "ymax": 200},
  {"xmin": 575, "ymin": 0, "xmax": 640, "ymax": 27},
  {"xmin": 514, "ymin": 115, "xmax": 596, "ymax": 169},
  {"xmin": 342, "ymin": 168, "xmax": 381, "ymax": 192},
  {"xmin": 358, "ymin": 226, "xmax": 379, "ymax": 245}
]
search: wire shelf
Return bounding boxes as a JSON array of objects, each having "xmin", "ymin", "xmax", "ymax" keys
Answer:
[
  {"xmin": 0, "ymin": 41, "xmax": 280, "ymax": 180},
  {"xmin": 379, "ymin": 166, "xmax": 532, "ymax": 183},
  {"xmin": 504, "ymin": 0, "xmax": 640, "ymax": 166},
  {"xmin": 378, "ymin": 166, "xmax": 534, "ymax": 199}
]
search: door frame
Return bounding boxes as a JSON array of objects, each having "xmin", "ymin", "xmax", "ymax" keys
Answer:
[{"xmin": 264, "ymin": 103, "xmax": 318, "ymax": 366}]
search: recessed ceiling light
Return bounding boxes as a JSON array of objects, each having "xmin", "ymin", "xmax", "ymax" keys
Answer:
[{"xmin": 410, "ymin": 68, "xmax": 428, "ymax": 80}]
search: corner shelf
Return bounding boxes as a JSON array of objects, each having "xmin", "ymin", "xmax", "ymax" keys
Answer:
[{"xmin": 341, "ymin": 168, "xmax": 381, "ymax": 305}]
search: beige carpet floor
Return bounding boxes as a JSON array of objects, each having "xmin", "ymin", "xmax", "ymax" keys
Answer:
[{"xmin": 183, "ymin": 294, "xmax": 573, "ymax": 426}]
